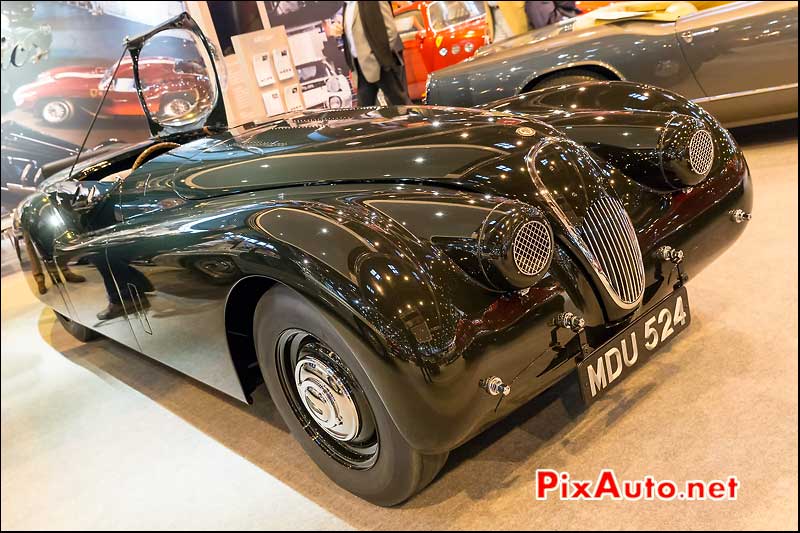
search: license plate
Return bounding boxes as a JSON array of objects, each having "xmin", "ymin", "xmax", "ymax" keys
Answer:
[{"xmin": 578, "ymin": 286, "xmax": 691, "ymax": 405}]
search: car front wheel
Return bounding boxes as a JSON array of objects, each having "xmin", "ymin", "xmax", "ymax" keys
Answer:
[
  {"xmin": 159, "ymin": 95, "xmax": 194, "ymax": 120},
  {"xmin": 254, "ymin": 285, "xmax": 448, "ymax": 506},
  {"xmin": 40, "ymin": 99, "xmax": 76, "ymax": 125}
]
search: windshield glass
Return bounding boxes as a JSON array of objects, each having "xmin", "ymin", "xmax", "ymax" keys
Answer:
[
  {"xmin": 428, "ymin": 1, "xmax": 484, "ymax": 31},
  {"xmin": 396, "ymin": 10, "xmax": 424, "ymax": 41},
  {"xmin": 297, "ymin": 61, "xmax": 329, "ymax": 83}
]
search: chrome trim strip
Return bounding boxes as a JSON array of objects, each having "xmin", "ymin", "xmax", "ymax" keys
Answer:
[
  {"xmin": 5, "ymin": 183, "xmax": 37, "ymax": 192},
  {"xmin": 693, "ymin": 83, "xmax": 798, "ymax": 104},
  {"xmin": 8, "ymin": 133, "xmax": 79, "ymax": 154}
]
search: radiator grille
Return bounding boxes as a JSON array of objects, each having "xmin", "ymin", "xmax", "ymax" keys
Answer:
[{"xmin": 581, "ymin": 196, "xmax": 645, "ymax": 305}]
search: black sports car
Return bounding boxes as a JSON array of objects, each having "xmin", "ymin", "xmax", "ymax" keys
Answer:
[{"xmin": 11, "ymin": 13, "xmax": 752, "ymax": 505}]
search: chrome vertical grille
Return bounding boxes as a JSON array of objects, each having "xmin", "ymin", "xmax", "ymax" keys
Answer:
[{"xmin": 581, "ymin": 195, "xmax": 645, "ymax": 306}]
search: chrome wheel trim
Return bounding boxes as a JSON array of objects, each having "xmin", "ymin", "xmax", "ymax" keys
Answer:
[
  {"xmin": 42, "ymin": 101, "xmax": 70, "ymax": 123},
  {"xmin": 276, "ymin": 329, "xmax": 379, "ymax": 469},
  {"xmin": 294, "ymin": 356, "xmax": 360, "ymax": 441},
  {"xmin": 328, "ymin": 95, "xmax": 343, "ymax": 108},
  {"xmin": 162, "ymin": 97, "xmax": 192, "ymax": 118}
]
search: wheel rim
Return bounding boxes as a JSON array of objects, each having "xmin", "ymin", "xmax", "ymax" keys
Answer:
[
  {"xmin": 276, "ymin": 329, "xmax": 379, "ymax": 469},
  {"xmin": 162, "ymin": 97, "xmax": 192, "ymax": 118},
  {"xmin": 295, "ymin": 356, "xmax": 360, "ymax": 441},
  {"xmin": 42, "ymin": 101, "xmax": 69, "ymax": 123}
]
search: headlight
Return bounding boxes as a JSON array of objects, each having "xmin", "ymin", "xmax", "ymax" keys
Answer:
[
  {"xmin": 326, "ymin": 76, "xmax": 340, "ymax": 93},
  {"xmin": 12, "ymin": 89, "xmax": 28, "ymax": 107},
  {"xmin": 477, "ymin": 202, "xmax": 553, "ymax": 291},
  {"xmin": 660, "ymin": 115, "xmax": 715, "ymax": 187}
]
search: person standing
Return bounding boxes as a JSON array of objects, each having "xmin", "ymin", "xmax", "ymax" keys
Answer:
[
  {"xmin": 524, "ymin": 1, "xmax": 580, "ymax": 30},
  {"xmin": 333, "ymin": 1, "xmax": 412, "ymax": 106}
]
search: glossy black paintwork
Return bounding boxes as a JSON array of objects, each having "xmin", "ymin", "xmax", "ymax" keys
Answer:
[{"xmin": 13, "ymin": 78, "xmax": 751, "ymax": 453}]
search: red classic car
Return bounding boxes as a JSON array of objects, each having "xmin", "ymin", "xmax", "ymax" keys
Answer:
[
  {"xmin": 394, "ymin": 1, "xmax": 488, "ymax": 101},
  {"xmin": 12, "ymin": 56, "xmax": 210, "ymax": 126}
]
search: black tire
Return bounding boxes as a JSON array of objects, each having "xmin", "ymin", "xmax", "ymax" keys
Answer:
[
  {"xmin": 54, "ymin": 311, "xmax": 99, "ymax": 342},
  {"xmin": 39, "ymin": 99, "xmax": 76, "ymax": 126},
  {"xmin": 254, "ymin": 285, "xmax": 448, "ymax": 506},
  {"xmin": 531, "ymin": 69, "xmax": 608, "ymax": 91}
]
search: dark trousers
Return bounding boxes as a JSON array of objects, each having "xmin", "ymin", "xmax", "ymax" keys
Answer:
[{"xmin": 354, "ymin": 58, "xmax": 413, "ymax": 106}]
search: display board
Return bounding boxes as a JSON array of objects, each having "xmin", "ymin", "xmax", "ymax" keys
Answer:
[
  {"xmin": 231, "ymin": 27, "xmax": 303, "ymax": 121},
  {"xmin": 187, "ymin": 1, "xmax": 354, "ymax": 125}
]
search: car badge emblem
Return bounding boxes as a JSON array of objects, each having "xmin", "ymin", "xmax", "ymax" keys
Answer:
[{"xmin": 516, "ymin": 127, "xmax": 535, "ymax": 137}]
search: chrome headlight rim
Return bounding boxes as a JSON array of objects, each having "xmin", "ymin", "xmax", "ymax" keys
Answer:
[{"xmin": 477, "ymin": 200, "xmax": 554, "ymax": 291}]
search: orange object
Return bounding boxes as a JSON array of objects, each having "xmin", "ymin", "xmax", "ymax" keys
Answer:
[
  {"xmin": 394, "ymin": 1, "xmax": 488, "ymax": 101},
  {"xmin": 575, "ymin": 1, "xmax": 613, "ymax": 13}
]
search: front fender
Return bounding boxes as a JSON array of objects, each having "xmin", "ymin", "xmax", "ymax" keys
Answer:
[{"xmin": 231, "ymin": 185, "xmax": 593, "ymax": 453}]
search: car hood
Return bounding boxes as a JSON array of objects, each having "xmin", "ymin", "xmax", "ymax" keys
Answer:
[{"xmin": 148, "ymin": 106, "xmax": 559, "ymax": 201}]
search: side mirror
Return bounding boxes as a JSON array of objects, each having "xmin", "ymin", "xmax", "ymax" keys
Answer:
[
  {"xmin": 50, "ymin": 180, "xmax": 81, "ymax": 207},
  {"xmin": 51, "ymin": 180, "xmax": 103, "ymax": 213}
]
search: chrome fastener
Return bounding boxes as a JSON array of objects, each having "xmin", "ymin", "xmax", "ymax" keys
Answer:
[
  {"xmin": 730, "ymin": 209, "xmax": 752, "ymax": 223},
  {"xmin": 480, "ymin": 376, "xmax": 511, "ymax": 397},
  {"xmin": 656, "ymin": 245, "xmax": 684, "ymax": 264},
  {"xmin": 553, "ymin": 312, "xmax": 585, "ymax": 332}
]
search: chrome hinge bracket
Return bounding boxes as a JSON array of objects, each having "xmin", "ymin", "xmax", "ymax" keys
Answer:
[
  {"xmin": 553, "ymin": 312, "xmax": 591, "ymax": 362},
  {"xmin": 656, "ymin": 245, "xmax": 688, "ymax": 289}
]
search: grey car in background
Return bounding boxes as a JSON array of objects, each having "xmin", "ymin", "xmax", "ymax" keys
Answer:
[{"xmin": 426, "ymin": 1, "xmax": 798, "ymax": 127}]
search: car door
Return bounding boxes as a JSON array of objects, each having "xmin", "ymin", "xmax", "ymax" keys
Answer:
[
  {"xmin": 426, "ymin": 1, "xmax": 486, "ymax": 72},
  {"xmin": 28, "ymin": 173, "xmax": 141, "ymax": 350},
  {"xmin": 53, "ymin": 13, "xmax": 228, "ymax": 356},
  {"xmin": 54, "ymin": 221, "xmax": 142, "ymax": 352},
  {"xmin": 97, "ymin": 14, "xmax": 243, "ymax": 397},
  {"xmin": 395, "ymin": 6, "xmax": 429, "ymax": 100},
  {"xmin": 676, "ymin": 1, "xmax": 798, "ymax": 124}
]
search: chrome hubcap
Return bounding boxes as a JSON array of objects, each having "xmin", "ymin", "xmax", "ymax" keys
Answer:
[
  {"xmin": 277, "ymin": 329, "xmax": 379, "ymax": 469},
  {"xmin": 43, "ymin": 101, "xmax": 68, "ymax": 123},
  {"xmin": 163, "ymin": 98, "xmax": 191, "ymax": 117},
  {"xmin": 295, "ymin": 356, "xmax": 360, "ymax": 441}
]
